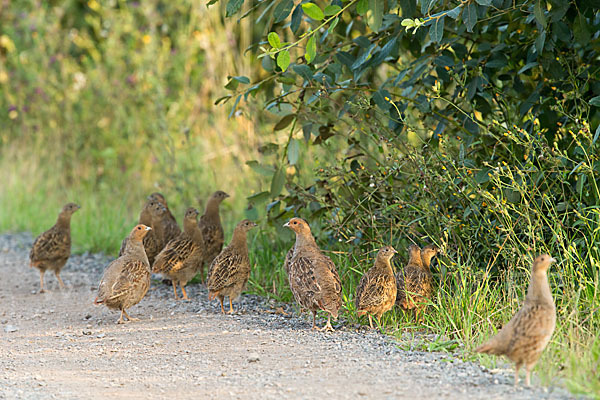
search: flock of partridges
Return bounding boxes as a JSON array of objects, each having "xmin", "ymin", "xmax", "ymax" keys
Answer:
[{"xmin": 27, "ymin": 191, "xmax": 557, "ymax": 387}]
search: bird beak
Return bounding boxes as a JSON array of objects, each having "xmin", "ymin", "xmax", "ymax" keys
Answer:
[
  {"xmin": 77, "ymin": 205, "xmax": 81, "ymax": 209},
  {"xmin": 283, "ymin": 221, "xmax": 290, "ymax": 227},
  {"xmin": 225, "ymin": 193, "xmax": 231, "ymax": 198},
  {"xmin": 549, "ymin": 257, "xmax": 557, "ymax": 264},
  {"xmin": 391, "ymin": 248, "xmax": 398, "ymax": 254},
  {"xmin": 145, "ymin": 226, "xmax": 152, "ymax": 231}
]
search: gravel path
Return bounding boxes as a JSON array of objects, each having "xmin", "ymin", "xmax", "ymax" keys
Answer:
[{"xmin": 0, "ymin": 233, "xmax": 573, "ymax": 399}]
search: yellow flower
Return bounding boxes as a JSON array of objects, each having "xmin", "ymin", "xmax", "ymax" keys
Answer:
[
  {"xmin": 0, "ymin": 70, "xmax": 8, "ymax": 84},
  {"xmin": 142, "ymin": 34, "xmax": 151, "ymax": 44},
  {"xmin": 8, "ymin": 110, "xmax": 18, "ymax": 119}
]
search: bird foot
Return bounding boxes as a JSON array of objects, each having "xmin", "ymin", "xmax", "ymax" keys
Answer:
[
  {"xmin": 38, "ymin": 289, "xmax": 46, "ymax": 294},
  {"xmin": 318, "ymin": 321, "xmax": 335, "ymax": 332},
  {"xmin": 117, "ymin": 318, "xmax": 129, "ymax": 324}
]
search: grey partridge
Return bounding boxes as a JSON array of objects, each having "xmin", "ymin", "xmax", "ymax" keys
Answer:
[
  {"xmin": 355, "ymin": 246, "xmax": 398, "ymax": 329},
  {"xmin": 198, "ymin": 190, "xmax": 229, "ymax": 282},
  {"xmin": 153, "ymin": 207, "xmax": 204, "ymax": 300},
  {"xmin": 148, "ymin": 192, "xmax": 181, "ymax": 244},
  {"xmin": 94, "ymin": 224, "xmax": 152, "ymax": 324},
  {"xmin": 29, "ymin": 203, "xmax": 80, "ymax": 293},
  {"xmin": 476, "ymin": 254, "xmax": 557, "ymax": 387},
  {"xmin": 207, "ymin": 219, "xmax": 257, "ymax": 313},
  {"xmin": 284, "ymin": 217, "xmax": 342, "ymax": 331},
  {"xmin": 118, "ymin": 200, "xmax": 159, "ymax": 256}
]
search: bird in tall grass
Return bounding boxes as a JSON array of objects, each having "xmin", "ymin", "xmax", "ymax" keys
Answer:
[
  {"xmin": 396, "ymin": 244, "xmax": 439, "ymax": 322},
  {"xmin": 148, "ymin": 192, "xmax": 181, "ymax": 244},
  {"xmin": 355, "ymin": 246, "xmax": 398, "ymax": 329},
  {"xmin": 207, "ymin": 219, "xmax": 257, "ymax": 313},
  {"xmin": 29, "ymin": 202, "xmax": 80, "ymax": 293},
  {"xmin": 476, "ymin": 254, "xmax": 557, "ymax": 387},
  {"xmin": 284, "ymin": 218, "xmax": 342, "ymax": 331},
  {"xmin": 198, "ymin": 190, "xmax": 229, "ymax": 282},
  {"xmin": 153, "ymin": 208, "xmax": 204, "ymax": 300},
  {"xmin": 94, "ymin": 224, "xmax": 152, "ymax": 324}
]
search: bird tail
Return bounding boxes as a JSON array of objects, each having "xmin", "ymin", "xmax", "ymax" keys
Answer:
[{"xmin": 475, "ymin": 340, "xmax": 500, "ymax": 355}]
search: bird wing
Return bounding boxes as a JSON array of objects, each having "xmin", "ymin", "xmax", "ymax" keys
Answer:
[
  {"xmin": 311, "ymin": 254, "xmax": 343, "ymax": 316},
  {"xmin": 288, "ymin": 256, "xmax": 322, "ymax": 310},
  {"xmin": 356, "ymin": 272, "xmax": 395, "ymax": 311},
  {"xmin": 207, "ymin": 249, "xmax": 247, "ymax": 292},
  {"xmin": 30, "ymin": 227, "xmax": 70, "ymax": 262},
  {"xmin": 283, "ymin": 247, "xmax": 293, "ymax": 276},
  {"xmin": 152, "ymin": 238, "xmax": 197, "ymax": 273},
  {"xmin": 99, "ymin": 259, "xmax": 148, "ymax": 303}
]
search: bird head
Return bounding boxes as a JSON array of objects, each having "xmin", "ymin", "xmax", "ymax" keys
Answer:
[
  {"xmin": 131, "ymin": 224, "xmax": 152, "ymax": 240},
  {"xmin": 532, "ymin": 254, "xmax": 556, "ymax": 274},
  {"xmin": 184, "ymin": 207, "xmax": 200, "ymax": 221},
  {"xmin": 421, "ymin": 244, "xmax": 440, "ymax": 259},
  {"xmin": 211, "ymin": 190, "xmax": 230, "ymax": 202},
  {"xmin": 147, "ymin": 192, "xmax": 167, "ymax": 207},
  {"xmin": 149, "ymin": 202, "xmax": 167, "ymax": 217},
  {"xmin": 61, "ymin": 202, "xmax": 81, "ymax": 215},
  {"xmin": 283, "ymin": 218, "xmax": 311, "ymax": 235},
  {"xmin": 236, "ymin": 219, "xmax": 258, "ymax": 232},
  {"xmin": 407, "ymin": 244, "xmax": 421, "ymax": 258},
  {"xmin": 377, "ymin": 246, "xmax": 398, "ymax": 261}
]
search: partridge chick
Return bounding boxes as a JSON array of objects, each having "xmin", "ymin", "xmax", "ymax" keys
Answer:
[
  {"xmin": 94, "ymin": 225, "xmax": 152, "ymax": 324},
  {"xmin": 140, "ymin": 202, "xmax": 169, "ymax": 266},
  {"xmin": 148, "ymin": 192, "xmax": 181, "ymax": 244},
  {"xmin": 284, "ymin": 218, "xmax": 342, "ymax": 331},
  {"xmin": 153, "ymin": 208, "xmax": 204, "ymax": 300},
  {"xmin": 29, "ymin": 203, "xmax": 80, "ymax": 292},
  {"xmin": 198, "ymin": 190, "xmax": 229, "ymax": 281},
  {"xmin": 355, "ymin": 246, "xmax": 398, "ymax": 329},
  {"xmin": 207, "ymin": 219, "xmax": 257, "ymax": 313},
  {"xmin": 476, "ymin": 254, "xmax": 557, "ymax": 387},
  {"xmin": 396, "ymin": 244, "xmax": 439, "ymax": 321}
]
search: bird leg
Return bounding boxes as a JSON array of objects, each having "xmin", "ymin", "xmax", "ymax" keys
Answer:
[
  {"xmin": 117, "ymin": 309, "xmax": 128, "ymax": 324},
  {"xmin": 219, "ymin": 296, "xmax": 225, "ymax": 314},
  {"xmin": 525, "ymin": 364, "xmax": 532, "ymax": 387},
  {"xmin": 39, "ymin": 270, "xmax": 46, "ymax": 293},
  {"xmin": 55, "ymin": 271, "xmax": 65, "ymax": 289},
  {"xmin": 368, "ymin": 314, "xmax": 374, "ymax": 329},
  {"xmin": 171, "ymin": 280, "xmax": 179, "ymax": 300},
  {"xmin": 227, "ymin": 297, "xmax": 235, "ymax": 314},
  {"xmin": 319, "ymin": 315, "xmax": 335, "ymax": 332},
  {"xmin": 311, "ymin": 311, "xmax": 318, "ymax": 330},
  {"xmin": 514, "ymin": 362, "xmax": 522, "ymax": 387},
  {"xmin": 122, "ymin": 309, "xmax": 139, "ymax": 322},
  {"xmin": 180, "ymin": 284, "xmax": 190, "ymax": 301}
]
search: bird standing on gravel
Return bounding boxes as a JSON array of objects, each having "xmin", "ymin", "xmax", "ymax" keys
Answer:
[
  {"xmin": 396, "ymin": 244, "xmax": 439, "ymax": 322},
  {"xmin": 153, "ymin": 208, "xmax": 204, "ymax": 300},
  {"xmin": 284, "ymin": 218, "xmax": 342, "ymax": 331},
  {"xmin": 476, "ymin": 254, "xmax": 557, "ymax": 387},
  {"xmin": 207, "ymin": 219, "xmax": 257, "ymax": 314},
  {"xmin": 355, "ymin": 246, "xmax": 398, "ymax": 329},
  {"xmin": 198, "ymin": 190, "xmax": 229, "ymax": 282},
  {"xmin": 148, "ymin": 192, "xmax": 181, "ymax": 244},
  {"xmin": 29, "ymin": 202, "xmax": 80, "ymax": 293},
  {"xmin": 94, "ymin": 224, "xmax": 152, "ymax": 324}
]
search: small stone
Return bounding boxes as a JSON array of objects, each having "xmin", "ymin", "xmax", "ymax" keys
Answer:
[
  {"xmin": 247, "ymin": 353, "xmax": 260, "ymax": 363},
  {"xmin": 96, "ymin": 333, "xmax": 106, "ymax": 338},
  {"xmin": 4, "ymin": 325, "xmax": 18, "ymax": 333}
]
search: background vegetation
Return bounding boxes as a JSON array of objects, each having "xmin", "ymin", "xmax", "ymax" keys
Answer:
[{"xmin": 1, "ymin": 0, "xmax": 598, "ymax": 396}]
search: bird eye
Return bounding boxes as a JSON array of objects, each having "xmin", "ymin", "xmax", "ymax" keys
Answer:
[{"xmin": 541, "ymin": 257, "xmax": 545, "ymax": 261}]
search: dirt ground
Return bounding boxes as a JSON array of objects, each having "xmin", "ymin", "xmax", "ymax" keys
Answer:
[{"xmin": 0, "ymin": 234, "xmax": 573, "ymax": 399}]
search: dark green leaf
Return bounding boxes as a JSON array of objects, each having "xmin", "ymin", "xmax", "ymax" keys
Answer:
[
  {"xmin": 420, "ymin": 0, "xmax": 438, "ymax": 14},
  {"xmin": 270, "ymin": 167, "xmax": 286, "ymax": 196},
  {"xmin": 328, "ymin": 17, "xmax": 339, "ymax": 33},
  {"xmin": 246, "ymin": 161, "xmax": 275, "ymax": 176},
  {"xmin": 589, "ymin": 96, "xmax": 600, "ymax": 107},
  {"xmin": 303, "ymin": 123, "xmax": 313, "ymax": 142},
  {"xmin": 535, "ymin": 30, "xmax": 546, "ymax": 54},
  {"xmin": 228, "ymin": 95, "xmax": 241, "ymax": 118},
  {"xmin": 287, "ymin": 138, "xmax": 299, "ymax": 165},
  {"xmin": 274, "ymin": 114, "xmax": 296, "ymax": 130},
  {"xmin": 306, "ymin": 35, "xmax": 317, "ymax": 63},
  {"xmin": 534, "ymin": 0, "xmax": 546, "ymax": 27},
  {"xmin": 593, "ymin": 124, "xmax": 600, "ymax": 144},
  {"xmin": 274, "ymin": 0, "xmax": 294, "ymax": 23},
  {"xmin": 244, "ymin": 205, "xmax": 259, "ymax": 220},
  {"xmin": 429, "ymin": 16, "xmax": 444, "ymax": 43},
  {"xmin": 462, "ymin": 2, "xmax": 478, "ymax": 33},
  {"xmin": 291, "ymin": 4, "xmax": 303, "ymax": 33},
  {"xmin": 475, "ymin": 0, "xmax": 491, "ymax": 5},
  {"xmin": 446, "ymin": 5, "xmax": 462, "ymax": 19},
  {"xmin": 277, "ymin": 50, "xmax": 291, "ymax": 71},
  {"xmin": 357, "ymin": 0, "xmax": 368, "ymax": 15},
  {"xmin": 518, "ymin": 62, "xmax": 538, "ymax": 74},
  {"xmin": 247, "ymin": 191, "xmax": 272, "ymax": 204},
  {"xmin": 293, "ymin": 64, "xmax": 313, "ymax": 81},
  {"xmin": 226, "ymin": 0, "xmax": 244, "ymax": 17},
  {"xmin": 302, "ymin": 3, "xmax": 325, "ymax": 20},
  {"xmin": 367, "ymin": 0, "xmax": 383, "ymax": 31}
]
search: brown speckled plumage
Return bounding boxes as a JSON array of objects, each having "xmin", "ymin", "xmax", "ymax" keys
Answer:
[
  {"xmin": 396, "ymin": 244, "xmax": 439, "ymax": 321},
  {"xmin": 94, "ymin": 225, "xmax": 152, "ymax": 324},
  {"xmin": 148, "ymin": 192, "xmax": 181, "ymax": 244},
  {"xmin": 29, "ymin": 203, "xmax": 80, "ymax": 293},
  {"xmin": 284, "ymin": 218, "xmax": 342, "ymax": 331},
  {"xmin": 153, "ymin": 208, "xmax": 204, "ymax": 300},
  {"xmin": 355, "ymin": 246, "xmax": 398, "ymax": 329},
  {"xmin": 118, "ymin": 200, "xmax": 160, "ymax": 256},
  {"xmin": 197, "ymin": 190, "xmax": 229, "ymax": 282},
  {"xmin": 207, "ymin": 219, "xmax": 257, "ymax": 313},
  {"xmin": 476, "ymin": 254, "xmax": 557, "ymax": 387}
]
